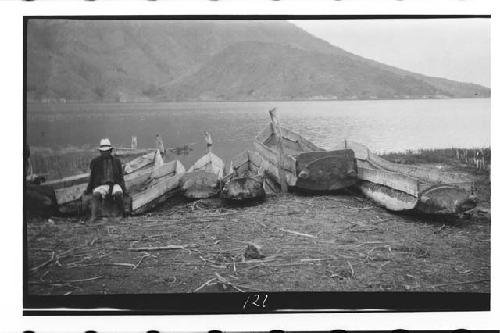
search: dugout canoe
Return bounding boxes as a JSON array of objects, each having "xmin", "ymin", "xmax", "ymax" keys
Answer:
[
  {"xmin": 46, "ymin": 149, "xmax": 185, "ymax": 215},
  {"xmin": 180, "ymin": 132, "xmax": 224, "ymax": 199},
  {"xmin": 339, "ymin": 140, "xmax": 477, "ymax": 215},
  {"xmin": 254, "ymin": 108, "xmax": 357, "ymax": 192},
  {"xmin": 220, "ymin": 151, "xmax": 272, "ymax": 201}
]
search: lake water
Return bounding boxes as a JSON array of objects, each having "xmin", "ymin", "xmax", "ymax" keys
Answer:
[{"xmin": 27, "ymin": 99, "xmax": 490, "ymax": 167}]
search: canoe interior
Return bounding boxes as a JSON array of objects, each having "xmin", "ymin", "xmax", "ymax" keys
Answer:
[
  {"xmin": 222, "ymin": 151, "xmax": 267, "ymax": 200},
  {"xmin": 254, "ymin": 124, "xmax": 323, "ymax": 188},
  {"xmin": 230, "ymin": 151, "xmax": 263, "ymax": 177},
  {"xmin": 187, "ymin": 152, "xmax": 224, "ymax": 180},
  {"xmin": 256, "ymin": 123, "xmax": 322, "ymax": 156},
  {"xmin": 295, "ymin": 149, "xmax": 358, "ymax": 191}
]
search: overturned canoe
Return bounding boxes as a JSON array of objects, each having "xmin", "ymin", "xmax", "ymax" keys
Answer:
[
  {"xmin": 221, "ymin": 151, "xmax": 268, "ymax": 201},
  {"xmin": 341, "ymin": 140, "xmax": 476, "ymax": 215},
  {"xmin": 254, "ymin": 108, "xmax": 357, "ymax": 192}
]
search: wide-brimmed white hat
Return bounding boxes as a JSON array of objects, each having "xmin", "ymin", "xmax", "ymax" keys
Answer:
[{"xmin": 98, "ymin": 138, "xmax": 113, "ymax": 151}]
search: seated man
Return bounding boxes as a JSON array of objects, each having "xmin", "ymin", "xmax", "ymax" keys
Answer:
[{"xmin": 85, "ymin": 138, "xmax": 127, "ymax": 222}]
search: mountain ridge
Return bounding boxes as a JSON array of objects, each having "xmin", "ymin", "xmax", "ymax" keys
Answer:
[{"xmin": 26, "ymin": 20, "xmax": 490, "ymax": 103}]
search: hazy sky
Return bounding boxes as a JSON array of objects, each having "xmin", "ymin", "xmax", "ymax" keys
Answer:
[{"xmin": 292, "ymin": 18, "xmax": 490, "ymax": 87}]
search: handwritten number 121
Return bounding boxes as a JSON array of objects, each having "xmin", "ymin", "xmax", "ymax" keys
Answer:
[{"xmin": 243, "ymin": 294, "xmax": 268, "ymax": 310}]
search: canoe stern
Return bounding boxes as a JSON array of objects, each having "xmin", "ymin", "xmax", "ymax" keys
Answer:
[{"xmin": 416, "ymin": 185, "xmax": 477, "ymax": 215}]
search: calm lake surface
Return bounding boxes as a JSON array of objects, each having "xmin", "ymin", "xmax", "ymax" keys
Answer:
[{"xmin": 27, "ymin": 99, "xmax": 490, "ymax": 167}]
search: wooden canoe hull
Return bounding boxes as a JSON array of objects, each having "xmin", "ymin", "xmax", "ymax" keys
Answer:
[
  {"xmin": 254, "ymin": 122, "xmax": 323, "ymax": 191},
  {"xmin": 181, "ymin": 171, "xmax": 221, "ymax": 199},
  {"xmin": 359, "ymin": 181, "xmax": 418, "ymax": 211},
  {"xmin": 221, "ymin": 176, "xmax": 266, "ymax": 201},
  {"xmin": 295, "ymin": 149, "xmax": 357, "ymax": 191},
  {"xmin": 182, "ymin": 151, "xmax": 224, "ymax": 199},
  {"xmin": 50, "ymin": 150, "xmax": 158, "ymax": 208},
  {"xmin": 255, "ymin": 137, "xmax": 357, "ymax": 192},
  {"xmin": 129, "ymin": 159, "xmax": 185, "ymax": 214},
  {"xmin": 57, "ymin": 156, "xmax": 185, "ymax": 216},
  {"xmin": 344, "ymin": 141, "xmax": 476, "ymax": 215},
  {"xmin": 254, "ymin": 141, "xmax": 297, "ymax": 187}
]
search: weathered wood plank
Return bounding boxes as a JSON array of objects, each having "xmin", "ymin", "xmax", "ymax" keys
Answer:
[
  {"xmin": 254, "ymin": 142, "xmax": 297, "ymax": 186},
  {"xmin": 356, "ymin": 161, "xmax": 421, "ymax": 197},
  {"xmin": 187, "ymin": 152, "xmax": 224, "ymax": 180},
  {"xmin": 131, "ymin": 173, "xmax": 184, "ymax": 212},
  {"xmin": 254, "ymin": 141, "xmax": 296, "ymax": 173},
  {"xmin": 54, "ymin": 183, "xmax": 88, "ymax": 205},
  {"xmin": 232, "ymin": 151, "xmax": 263, "ymax": 173},
  {"xmin": 44, "ymin": 173, "xmax": 89, "ymax": 189},
  {"xmin": 123, "ymin": 151, "xmax": 156, "ymax": 174}
]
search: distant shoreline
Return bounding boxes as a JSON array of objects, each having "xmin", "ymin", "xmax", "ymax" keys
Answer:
[{"xmin": 27, "ymin": 96, "xmax": 491, "ymax": 106}]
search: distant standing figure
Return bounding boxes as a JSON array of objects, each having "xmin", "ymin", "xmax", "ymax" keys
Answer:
[
  {"xmin": 476, "ymin": 149, "xmax": 485, "ymax": 170},
  {"xmin": 85, "ymin": 138, "xmax": 127, "ymax": 222}
]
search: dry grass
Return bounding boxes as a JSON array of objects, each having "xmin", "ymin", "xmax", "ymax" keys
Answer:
[
  {"xmin": 381, "ymin": 147, "xmax": 490, "ymax": 172},
  {"xmin": 27, "ymin": 188, "xmax": 490, "ymax": 295}
]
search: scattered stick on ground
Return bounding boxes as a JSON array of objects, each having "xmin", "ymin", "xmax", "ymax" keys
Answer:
[
  {"xmin": 431, "ymin": 279, "xmax": 490, "ymax": 289},
  {"xmin": 279, "ymin": 228, "xmax": 317, "ymax": 239},
  {"xmin": 193, "ymin": 278, "xmax": 217, "ymax": 292},
  {"xmin": 347, "ymin": 260, "xmax": 355, "ymax": 279},
  {"xmin": 133, "ymin": 253, "xmax": 154, "ymax": 270},
  {"xmin": 29, "ymin": 247, "xmax": 82, "ymax": 273},
  {"xmin": 128, "ymin": 245, "xmax": 189, "ymax": 251},
  {"xmin": 214, "ymin": 272, "xmax": 245, "ymax": 292}
]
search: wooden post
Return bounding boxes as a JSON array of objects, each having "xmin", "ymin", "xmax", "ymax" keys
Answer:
[
  {"xmin": 269, "ymin": 107, "xmax": 288, "ymax": 193},
  {"xmin": 204, "ymin": 131, "xmax": 213, "ymax": 154},
  {"xmin": 155, "ymin": 134, "xmax": 165, "ymax": 155}
]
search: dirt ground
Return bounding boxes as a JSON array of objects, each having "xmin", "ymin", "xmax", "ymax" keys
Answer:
[{"xmin": 26, "ymin": 163, "xmax": 490, "ymax": 295}]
